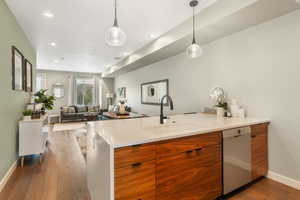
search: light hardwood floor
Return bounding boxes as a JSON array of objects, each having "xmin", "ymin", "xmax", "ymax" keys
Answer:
[
  {"xmin": 0, "ymin": 130, "xmax": 299, "ymax": 200},
  {"xmin": 0, "ymin": 130, "xmax": 90, "ymax": 200},
  {"xmin": 224, "ymin": 178, "xmax": 300, "ymax": 200}
]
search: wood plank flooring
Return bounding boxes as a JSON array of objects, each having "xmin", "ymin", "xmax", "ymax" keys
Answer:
[
  {"xmin": 0, "ymin": 130, "xmax": 90, "ymax": 200},
  {"xmin": 225, "ymin": 178, "xmax": 300, "ymax": 200},
  {"xmin": 0, "ymin": 129, "xmax": 299, "ymax": 200}
]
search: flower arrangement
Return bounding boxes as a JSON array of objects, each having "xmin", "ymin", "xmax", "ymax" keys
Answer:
[{"xmin": 209, "ymin": 87, "xmax": 228, "ymax": 110}]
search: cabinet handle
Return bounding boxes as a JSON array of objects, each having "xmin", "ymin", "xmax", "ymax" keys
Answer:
[
  {"xmin": 132, "ymin": 162, "xmax": 142, "ymax": 168},
  {"xmin": 251, "ymin": 135, "xmax": 256, "ymax": 138},
  {"xmin": 195, "ymin": 147, "xmax": 203, "ymax": 152},
  {"xmin": 185, "ymin": 150, "xmax": 193, "ymax": 154},
  {"xmin": 132, "ymin": 144, "xmax": 141, "ymax": 147}
]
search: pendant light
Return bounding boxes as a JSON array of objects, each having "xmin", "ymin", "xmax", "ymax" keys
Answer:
[
  {"xmin": 186, "ymin": 0, "xmax": 203, "ymax": 58},
  {"xmin": 105, "ymin": 0, "xmax": 126, "ymax": 47}
]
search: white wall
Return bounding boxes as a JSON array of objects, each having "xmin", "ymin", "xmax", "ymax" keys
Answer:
[
  {"xmin": 100, "ymin": 78, "xmax": 115, "ymax": 110},
  {"xmin": 115, "ymin": 10, "xmax": 300, "ymax": 182},
  {"xmin": 114, "ymin": 53, "xmax": 212, "ymax": 116}
]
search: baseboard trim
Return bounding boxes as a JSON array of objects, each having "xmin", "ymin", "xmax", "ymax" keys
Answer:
[
  {"xmin": 268, "ymin": 171, "xmax": 300, "ymax": 190},
  {"xmin": 0, "ymin": 160, "xmax": 18, "ymax": 193}
]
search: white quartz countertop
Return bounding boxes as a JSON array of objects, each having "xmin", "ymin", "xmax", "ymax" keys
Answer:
[{"xmin": 88, "ymin": 113, "xmax": 270, "ymax": 148}]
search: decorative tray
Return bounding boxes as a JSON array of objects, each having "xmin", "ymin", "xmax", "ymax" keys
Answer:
[{"xmin": 116, "ymin": 112, "xmax": 130, "ymax": 116}]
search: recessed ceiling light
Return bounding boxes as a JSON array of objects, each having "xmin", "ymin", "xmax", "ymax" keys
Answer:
[
  {"xmin": 42, "ymin": 11, "xmax": 54, "ymax": 18},
  {"xmin": 53, "ymin": 59, "xmax": 59, "ymax": 63},
  {"xmin": 150, "ymin": 34, "xmax": 156, "ymax": 39},
  {"xmin": 296, "ymin": 0, "xmax": 300, "ymax": 4},
  {"xmin": 123, "ymin": 52, "xmax": 130, "ymax": 56},
  {"xmin": 49, "ymin": 42, "xmax": 57, "ymax": 47}
]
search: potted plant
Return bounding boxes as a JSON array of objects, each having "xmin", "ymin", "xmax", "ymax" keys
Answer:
[
  {"xmin": 34, "ymin": 89, "xmax": 55, "ymax": 114},
  {"xmin": 216, "ymin": 102, "xmax": 228, "ymax": 118},
  {"xmin": 209, "ymin": 87, "xmax": 228, "ymax": 118},
  {"xmin": 23, "ymin": 109, "xmax": 33, "ymax": 121}
]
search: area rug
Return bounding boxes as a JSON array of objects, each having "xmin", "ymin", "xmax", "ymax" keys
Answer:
[
  {"xmin": 52, "ymin": 122, "xmax": 86, "ymax": 132},
  {"xmin": 52, "ymin": 122, "xmax": 87, "ymax": 161}
]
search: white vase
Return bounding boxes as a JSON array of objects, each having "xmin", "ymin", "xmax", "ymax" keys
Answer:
[
  {"xmin": 238, "ymin": 108, "xmax": 245, "ymax": 119},
  {"xmin": 216, "ymin": 107, "xmax": 224, "ymax": 118},
  {"xmin": 119, "ymin": 104, "xmax": 126, "ymax": 114},
  {"xmin": 23, "ymin": 116, "xmax": 31, "ymax": 121}
]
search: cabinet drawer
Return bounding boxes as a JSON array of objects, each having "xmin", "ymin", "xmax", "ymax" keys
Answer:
[
  {"xmin": 156, "ymin": 144, "xmax": 222, "ymax": 200},
  {"xmin": 115, "ymin": 143, "xmax": 156, "ymax": 168},
  {"xmin": 157, "ymin": 132, "xmax": 221, "ymax": 158},
  {"xmin": 115, "ymin": 160, "xmax": 155, "ymax": 178},
  {"xmin": 115, "ymin": 160, "xmax": 155, "ymax": 200},
  {"xmin": 251, "ymin": 123, "xmax": 268, "ymax": 137}
]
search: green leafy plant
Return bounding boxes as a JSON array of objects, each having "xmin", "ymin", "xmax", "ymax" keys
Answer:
[
  {"xmin": 34, "ymin": 89, "xmax": 55, "ymax": 110},
  {"xmin": 216, "ymin": 102, "xmax": 228, "ymax": 110},
  {"xmin": 23, "ymin": 109, "xmax": 33, "ymax": 116}
]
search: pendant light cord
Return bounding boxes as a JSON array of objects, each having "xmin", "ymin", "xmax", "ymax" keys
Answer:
[
  {"xmin": 192, "ymin": 5, "xmax": 196, "ymax": 44},
  {"xmin": 114, "ymin": 0, "xmax": 118, "ymax": 26}
]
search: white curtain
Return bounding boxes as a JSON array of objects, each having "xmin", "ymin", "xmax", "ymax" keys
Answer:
[
  {"xmin": 67, "ymin": 75, "xmax": 74, "ymax": 105},
  {"xmin": 94, "ymin": 76, "xmax": 100, "ymax": 106}
]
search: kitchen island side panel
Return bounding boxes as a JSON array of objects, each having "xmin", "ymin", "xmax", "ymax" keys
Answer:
[{"xmin": 87, "ymin": 123, "xmax": 114, "ymax": 200}]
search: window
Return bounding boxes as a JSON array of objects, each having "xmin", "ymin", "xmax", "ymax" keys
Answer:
[
  {"xmin": 36, "ymin": 73, "xmax": 46, "ymax": 92},
  {"xmin": 75, "ymin": 77, "xmax": 95, "ymax": 106}
]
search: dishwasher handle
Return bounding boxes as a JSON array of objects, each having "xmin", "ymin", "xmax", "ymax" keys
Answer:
[{"xmin": 223, "ymin": 127, "xmax": 251, "ymax": 139}]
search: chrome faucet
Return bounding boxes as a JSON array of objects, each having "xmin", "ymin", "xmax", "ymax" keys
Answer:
[{"xmin": 160, "ymin": 95, "xmax": 174, "ymax": 124}]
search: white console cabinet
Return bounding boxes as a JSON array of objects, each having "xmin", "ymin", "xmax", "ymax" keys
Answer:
[{"xmin": 19, "ymin": 114, "xmax": 49, "ymax": 167}]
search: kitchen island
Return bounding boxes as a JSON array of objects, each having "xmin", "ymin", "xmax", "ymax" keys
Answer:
[{"xmin": 87, "ymin": 113, "xmax": 270, "ymax": 200}]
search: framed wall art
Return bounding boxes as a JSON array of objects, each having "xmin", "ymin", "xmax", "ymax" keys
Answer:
[
  {"xmin": 141, "ymin": 79, "xmax": 169, "ymax": 105},
  {"xmin": 12, "ymin": 46, "xmax": 25, "ymax": 91},
  {"xmin": 117, "ymin": 87, "xmax": 126, "ymax": 98},
  {"xmin": 24, "ymin": 59, "xmax": 33, "ymax": 92}
]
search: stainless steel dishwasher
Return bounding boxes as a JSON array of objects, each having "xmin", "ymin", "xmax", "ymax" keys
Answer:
[{"xmin": 223, "ymin": 126, "xmax": 251, "ymax": 195}]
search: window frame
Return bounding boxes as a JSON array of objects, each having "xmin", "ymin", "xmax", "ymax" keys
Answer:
[
  {"xmin": 74, "ymin": 76, "xmax": 96, "ymax": 106},
  {"xmin": 35, "ymin": 73, "xmax": 46, "ymax": 92}
]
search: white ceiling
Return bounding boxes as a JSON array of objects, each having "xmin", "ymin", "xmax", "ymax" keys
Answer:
[
  {"xmin": 5, "ymin": 0, "xmax": 217, "ymax": 73},
  {"xmin": 103, "ymin": 0, "xmax": 300, "ymax": 77}
]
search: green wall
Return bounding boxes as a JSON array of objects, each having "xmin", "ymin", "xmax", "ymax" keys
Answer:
[{"xmin": 0, "ymin": 0, "xmax": 36, "ymax": 181}]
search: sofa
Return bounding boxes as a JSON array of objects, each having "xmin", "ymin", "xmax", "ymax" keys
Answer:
[{"xmin": 60, "ymin": 105, "xmax": 103, "ymax": 123}]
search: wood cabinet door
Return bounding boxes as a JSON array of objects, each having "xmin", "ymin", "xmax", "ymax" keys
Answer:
[
  {"xmin": 251, "ymin": 124, "xmax": 268, "ymax": 180},
  {"xmin": 156, "ymin": 145, "xmax": 222, "ymax": 200},
  {"xmin": 115, "ymin": 160, "xmax": 156, "ymax": 200}
]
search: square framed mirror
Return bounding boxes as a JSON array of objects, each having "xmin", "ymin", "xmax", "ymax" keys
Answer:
[
  {"xmin": 141, "ymin": 79, "xmax": 169, "ymax": 105},
  {"xmin": 52, "ymin": 83, "xmax": 65, "ymax": 98}
]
